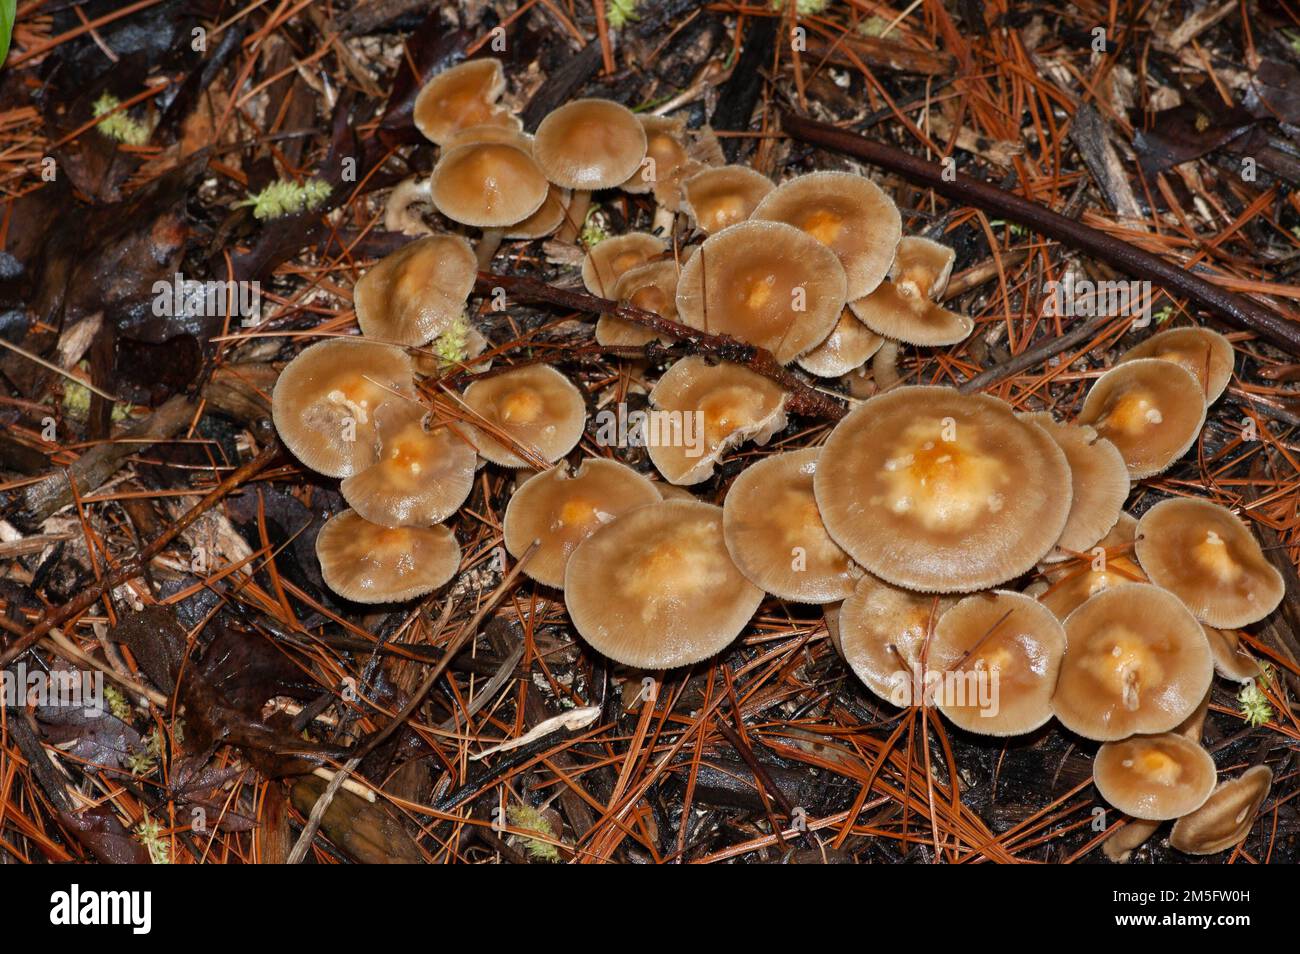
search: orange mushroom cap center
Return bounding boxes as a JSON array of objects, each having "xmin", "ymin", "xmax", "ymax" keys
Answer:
[
  {"xmin": 874, "ymin": 420, "xmax": 1007, "ymax": 531},
  {"xmin": 1123, "ymin": 749, "xmax": 1183, "ymax": 787},
  {"xmin": 794, "ymin": 207, "xmax": 845, "ymax": 246},
  {"xmin": 498, "ymin": 388, "xmax": 544, "ymax": 424},
  {"xmin": 1078, "ymin": 627, "xmax": 1165, "ymax": 712}
]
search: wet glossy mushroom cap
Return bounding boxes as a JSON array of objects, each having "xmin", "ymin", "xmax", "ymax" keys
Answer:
[
  {"xmin": 750, "ymin": 171, "xmax": 901, "ymax": 300},
  {"xmin": 1202, "ymin": 626, "xmax": 1262, "ymax": 682},
  {"xmin": 815, "ymin": 386, "xmax": 1072, "ymax": 592},
  {"xmin": 597, "ymin": 259, "xmax": 681, "ymax": 347},
  {"xmin": 1052, "ymin": 583, "xmax": 1213, "ymax": 741},
  {"xmin": 722, "ymin": 448, "xmax": 861, "ymax": 603},
  {"xmin": 1076, "ymin": 359, "xmax": 1206, "ymax": 479},
  {"xmin": 413, "ymin": 58, "xmax": 521, "ymax": 146},
  {"xmin": 646, "ymin": 356, "xmax": 788, "ymax": 485},
  {"xmin": 581, "ymin": 232, "xmax": 667, "ymax": 297},
  {"xmin": 796, "ymin": 308, "xmax": 884, "ymax": 378},
  {"xmin": 503, "ymin": 185, "xmax": 569, "ymax": 239},
  {"xmin": 462, "ymin": 364, "xmax": 587, "ymax": 468},
  {"xmin": 564, "ymin": 500, "xmax": 764, "ymax": 668},
  {"xmin": 354, "ymin": 235, "xmax": 478, "ymax": 346},
  {"xmin": 429, "ymin": 141, "xmax": 550, "ymax": 228},
  {"xmin": 533, "ymin": 98, "xmax": 648, "ymax": 190},
  {"xmin": 1169, "ymin": 765, "xmax": 1272, "ymax": 855},
  {"xmin": 680, "ymin": 165, "xmax": 774, "ymax": 234},
  {"xmin": 927, "ymin": 590, "xmax": 1066, "ymax": 736},
  {"xmin": 849, "ymin": 265, "xmax": 972, "ymax": 346},
  {"xmin": 1094, "ymin": 733, "xmax": 1217, "ymax": 821},
  {"xmin": 272, "ymin": 338, "xmax": 416, "ymax": 478},
  {"xmin": 316, "ymin": 509, "xmax": 461, "ymax": 603},
  {"xmin": 891, "ymin": 236, "xmax": 956, "ymax": 298},
  {"xmin": 339, "ymin": 403, "xmax": 477, "ymax": 527},
  {"xmin": 503, "ymin": 458, "xmax": 661, "ymax": 588},
  {"xmin": 1118, "ymin": 326, "xmax": 1234, "ymax": 405},
  {"xmin": 1033, "ymin": 512, "xmax": 1147, "ymax": 620},
  {"xmin": 837, "ymin": 573, "xmax": 954, "ymax": 704},
  {"xmin": 1134, "ymin": 497, "xmax": 1284, "ymax": 628},
  {"xmin": 620, "ymin": 115, "xmax": 689, "ymax": 195},
  {"xmin": 675, "ymin": 220, "xmax": 847, "ymax": 364}
]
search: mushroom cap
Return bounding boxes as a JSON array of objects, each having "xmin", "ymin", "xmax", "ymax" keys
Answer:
[
  {"xmin": 581, "ymin": 232, "xmax": 667, "ymax": 297},
  {"xmin": 443, "ymin": 124, "xmax": 534, "ymax": 151},
  {"xmin": 646, "ymin": 356, "xmax": 788, "ymax": 485},
  {"xmin": 503, "ymin": 185, "xmax": 570, "ymax": 239},
  {"xmin": 564, "ymin": 500, "xmax": 764, "ymax": 668},
  {"xmin": 849, "ymin": 280, "xmax": 973, "ymax": 346},
  {"xmin": 652, "ymin": 479, "xmax": 698, "ymax": 501},
  {"xmin": 722, "ymin": 448, "xmax": 862, "ymax": 603},
  {"xmin": 680, "ymin": 165, "xmax": 774, "ymax": 234},
  {"xmin": 597, "ymin": 259, "xmax": 681, "ymax": 347},
  {"xmin": 1020, "ymin": 413, "xmax": 1129, "ymax": 560},
  {"xmin": 619, "ymin": 115, "xmax": 689, "ymax": 195},
  {"xmin": 927, "ymin": 590, "xmax": 1066, "ymax": 736},
  {"xmin": 1202, "ymin": 625, "xmax": 1262, "ymax": 682},
  {"xmin": 412, "ymin": 58, "xmax": 521, "ymax": 146},
  {"xmin": 1052, "ymin": 583, "xmax": 1213, "ymax": 741},
  {"xmin": 503, "ymin": 458, "xmax": 661, "ymax": 588},
  {"xmin": 316, "ymin": 509, "xmax": 461, "ymax": 603},
  {"xmin": 1134, "ymin": 497, "xmax": 1284, "ymax": 628},
  {"xmin": 815, "ymin": 386, "xmax": 1072, "ymax": 592},
  {"xmin": 1076, "ymin": 359, "xmax": 1206, "ymax": 479},
  {"xmin": 532, "ymin": 98, "xmax": 648, "ymax": 190},
  {"xmin": 1102, "ymin": 818, "xmax": 1161, "ymax": 864},
  {"xmin": 675, "ymin": 220, "xmax": 848, "ymax": 364},
  {"xmin": 1094, "ymin": 733, "xmax": 1218, "ymax": 821},
  {"xmin": 1033, "ymin": 512, "xmax": 1146, "ymax": 620},
  {"xmin": 462, "ymin": 364, "xmax": 587, "ymax": 468},
  {"xmin": 796, "ymin": 308, "xmax": 884, "ymax": 377},
  {"xmin": 429, "ymin": 141, "xmax": 550, "ymax": 228},
  {"xmin": 750, "ymin": 171, "xmax": 901, "ymax": 299},
  {"xmin": 1118, "ymin": 325, "xmax": 1234, "ymax": 405},
  {"xmin": 837, "ymin": 573, "xmax": 955, "ymax": 704},
  {"xmin": 354, "ymin": 235, "xmax": 478, "ymax": 346},
  {"xmin": 339, "ymin": 404, "xmax": 477, "ymax": 527},
  {"xmin": 1169, "ymin": 765, "xmax": 1273, "ymax": 855},
  {"xmin": 890, "ymin": 236, "xmax": 956, "ymax": 299},
  {"xmin": 271, "ymin": 338, "xmax": 416, "ymax": 478}
]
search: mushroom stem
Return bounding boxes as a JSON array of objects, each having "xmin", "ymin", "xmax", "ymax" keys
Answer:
[
  {"xmin": 872, "ymin": 339, "xmax": 901, "ymax": 389},
  {"xmin": 384, "ymin": 177, "xmax": 434, "ymax": 236},
  {"xmin": 558, "ymin": 189, "xmax": 592, "ymax": 243},
  {"xmin": 476, "ymin": 228, "xmax": 505, "ymax": 268},
  {"xmin": 651, "ymin": 203, "xmax": 675, "ymax": 238}
]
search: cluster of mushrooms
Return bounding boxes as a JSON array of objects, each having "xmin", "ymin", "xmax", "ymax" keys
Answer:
[{"xmin": 270, "ymin": 57, "xmax": 1284, "ymax": 859}]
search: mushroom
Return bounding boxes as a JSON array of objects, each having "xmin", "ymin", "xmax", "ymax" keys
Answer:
[
  {"xmin": 1093, "ymin": 732, "xmax": 1217, "ymax": 820},
  {"xmin": 721, "ymin": 448, "xmax": 861, "ymax": 603},
  {"xmin": 1051, "ymin": 583, "xmax": 1213, "ymax": 741},
  {"xmin": 1032, "ymin": 513, "xmax": 1147, "ymax": 620},
  {"xmin": 461, "ymin": 364, "xmax": 587, "ymax": 468},
  {"xmin": 384, "ymin": 177, "xmax": 435, "ymax": 236},
  {"xmin": 598, "ymin": 259, "xmax": 681, "ymax": 347},
  {"xmin": 354, "ymin": 235, "xmax": 478, "ymax": 346},
  {"xmin": 675, "ymin": 220, "xmax": 847, "ymax": 364},
  {"xmin": 815, "ymin": 386, "xmax": 1072, "ymax": 592},
  {"xmin": 848, "ymin": 237, "xmax": 973, "ymax": 346},
  {"xmin": 1118, "ymin": 325, "xmax": 1234, "ymax": 405},
  {"xmin": 503, "ymin": 458, "xmax": 661, "ymax": 588},
  {"xmin": 1202, "ymin": 625, "xmax": 1262, "ymax": 682},
  {"xmin": 316, "ymin": 509, "xmax": 461, "ymax": 603},
  {"xmin": 412, "ymin": 58, "xmax": 521, "ymax": 147},
  {"xmin": 443, "ymin": 125, "xmax": 570, "ymax": 242},
  {"xmin": 1075, "ymin": 358, "xmax": 1206, "ymax": 479},
  {"xmin": 1133, "ymin": 497, "xmax": 1284, "ymax": 628},
  {"xmin": 581, "ymin": 232, "xmax": 667, "ymax": 297},
  {"xmin": 680, "ymin": 165, "xmax": 775, "ymax": 235},
  {"xmin": 796, "ymin": 308, "xmax": 884, "ymax": 378},
  {"xmin": 619, "ymin": 115, "xmax": 689, "ymax": 196},
  {"xmin": 750, "ymin": 171, "xmax": 901, "ymax": 300},
  {"xmin": 271, "ymin": 338, "xmax": 416, "ymax": 478},
  {"xmin": 646, "ymin": 356, "xmax": 788, "ymax": 485},
  {"xmin": 429, "ymin": 140, "xmax": 550, "ymax": 267},
  {"xmin": 1169, "ymin": 765, "xmax": 1273, "ymax": 855},
  {"xmin": 564, "ymin": 500, "xmax": 764, "ymax": 668}
]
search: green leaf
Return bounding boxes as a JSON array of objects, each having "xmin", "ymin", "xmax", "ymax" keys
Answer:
[{"xmin": 0, "ymin": 0, "xmax": 15, "ymax": 69}]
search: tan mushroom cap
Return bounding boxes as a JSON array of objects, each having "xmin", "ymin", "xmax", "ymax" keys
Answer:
[
  {"xmin": 1118, "ymin": 325, "xmax": 1234, "ymax": 405},
  {"xmin": 429, "ymin": 141, "xmax": 549, "ymax": 228},
  {"xmin": 503, "ymin": 185, "xmax": 569, "ymax": 239},
  {"xmin": 1052, "ymin": 583, "xmax": 1213, "ymax": 741},
  {"xmin": 597, "ymin": 259, "xmax": 681, "ymax": 347},
  {"xmin": 1134, "ymin": 497, "xmax": 1284, "ymax": 628},
  {"xmin": 837, "ymin": 573, "xmax": 955, "ymax": 704},
  {"xmin": 581, "ymin": 232, "xmax": 666, "ymax": 297},
  {"xmin": 503, "ymin": 458, "xmax": 661, "ymax": 588},
  {"xmin": 354, "ymin": 235, "xmax": 478, "ymax": 346},
  {"xmin": 1102, "ymin": 818, "xmax": 1161, "ymax": 864},
  {"xmin": 722, "ymin": 448, "xmax": 861, "ymax": 603},
  {"xmin": 533, "ymin": 98, "xmax": 648, "ymax": 190},
  {"xmin": 620, "ymin": 115, "xmax": 689, "ymax": 195},
  {"xmin": 849, "ymin": 280, "xmax": 972, "ymax": 346},
  {"xmin": 653, "ymin": 479, "xmax": 698, "ymax": 501},
  {"xmin": 1169, "ymin": 765, "xmax": 1273, "ymax": 855},
  {"xmin": 680, "ymin": 165, "xmax": 774, "ymax": 234},
  {"xmin": 1076, "ymin": 358, "xmax": 1206, "ymax": 479},
  {"xmin": 646, "ymin": 356, "xmax": 788, "ymax": 485},
  {"xmin": 751, "ymin": 171, "xmax": 901, "ymax": 300},
  {"xmin": 462, "ymin": 364, "xmax": 587, "ymax": 468},
  {"xmin": 815, "ymin": 387, "xmax": 1072, "ymax": 592},
  {"xmin": 339, "ymin": 403, "xmax": 476, "ymax": 527},
  {"xmin": 1094, "ymin": 733, "xmax": 1217, "ymax": 820},
  {"xmin": 891, "ymin": 236, "xmax": 956, "ymax": 299},
  {"xmin": 1033, "ymin": 513, "xmax": 1145, "ymax": 620},
  {"xmin": 413, "ymin": 58, "xmax": 521, "ymax": 146},
  {"xmin": 272, "ymin": 338, "xmax": 416, "ymax": 478},
  {"xmin": 1020, "ymin": 413, "xmax": 1129, "ymax": 560},
  {"xmin": 1203, "ymin": 625, "xmax": 1262, "ymax": 682},
  {"xmin": 316, "ymin": 509, "xmax": 460, "ymax": 603},
  {"xmin": 564, "ymin": 500, "xmax": 764, "ymax": 668},
  {"xmin": 927, "ymin": 590, "xmax": 1066, "ymax": 736},
  {"xmin": 676, "ymin": 220, "xmax": 847, "ymax": 364},
  {"xmin": 442, "ymin": 124, "xmax": 534, "ymax": 151},
  {"xmin": 796, "ymin": 308, "xmax": 884, "ymax": 377}
]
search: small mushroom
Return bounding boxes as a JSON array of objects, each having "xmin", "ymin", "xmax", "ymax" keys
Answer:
[
  {"xmin": 582, "ymin": 232, "xmax": 667, "ymax": 297},
  {"xmin": 796, "ymin": 308, "xmax": 885, "ymax": 378},
  {"xmin": 598, "ymin": 259, "xmax": 681, "ymax": 347},
  {"xmin": 503, "ymin": 458, "xmax": 661, "ymax": 588},
  {"xmin": 1118, "ymin": 325, "xmax": 1234, "ymax": 405},
  {"xmin": 429, "ymin": 140, "xmax": 551, "ymax": 267},
  {"xmin": 1202, "ymin": 625, "xmax": 1262, "ymax": 682},
  {"xmin": 564, "ymin": 500, "xmax": 764, "ymax": 668},
  {"xmin": 680, "ymin": 165, "xmax": 775, "ymax": 235},
  {"xmin": 1051, "ymin": 583, "xmax": 1213, "ymax": 741},
  {"xmin": 837, "ymin": 573, "xmax": 955, "ymax": 704},
  {"xmin": 462, "ymin": 364, "xmax": 587, "ymax": 468},
  {"xmin": 1076, "ymin": 358, "xmax": 1206, "ymax": 479},
  {"xmin": 722, "ymin": 448, "xmax": 861, "ymax": 603},
  {"xmin": 1033, "ymin": 513, "xmax": 1147, "ymax": 620},
  {"xmin": 848, "ymin": 237, "xmax": 972, "ymax": 346},
  {"xmin": 354, "ymin": 235, "xmax": 478, "ymax": 346},
  {"xmin": 1169, "ymin": 765, "xmax": 1273, "ymax": 855},
  {"xmin": 619, "ymin": 114, "xmax": 693, "ymax": 206},
  {"xmin": 412, "ymin": 58, "xmax": 521, "ymax": 146},
  {"xmin": 316, "ymin": 509, "xmax": 461, "ymax": 603},
  {"xmin": 1102, "ymin": 818, "xmax": 1162, "ymax": 863},
  {"xmin": 442, "ymin": 125, "xmax": 571, "ymax": 241},
  {"xmin": 1093, "ymin": 733, "xmax": 1218, "ymax": 820},
  {"xmin": 1134, "ymin": 497, "xmax": 1284, "ymax": 628}
]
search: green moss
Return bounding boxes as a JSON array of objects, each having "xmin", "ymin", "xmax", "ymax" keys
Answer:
[
  {"xmin": 1238, "ymin": 667, "xmax": 1275, "ymax": 728},
  {"xmin": 606, "ymin": 0, "xmax": 640, "ymax": 30},
  {"xmin": 506, "ymin": 804, "xmax": 561, "ymax": 862},
  {"xmin": 431, "ymin": 313, "xmax": 471, "ymax": 368},
  {"xmin": 92, "ymin": 93, "xmax": 151, "ymax": 146},
  {"xmin": 237, "ymin": 178, "xmax": 332, "ymax": 220}
]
